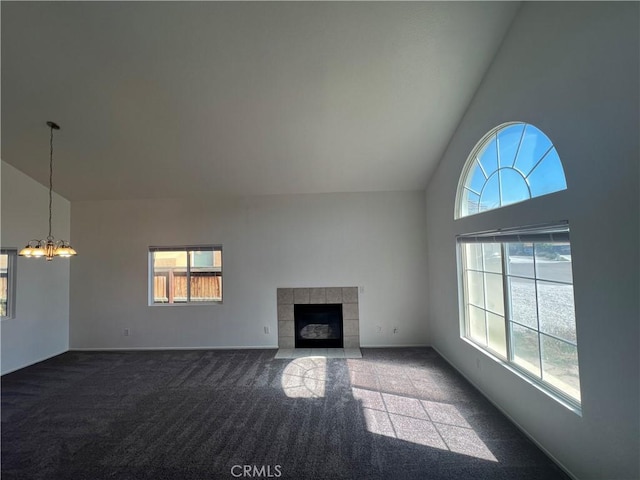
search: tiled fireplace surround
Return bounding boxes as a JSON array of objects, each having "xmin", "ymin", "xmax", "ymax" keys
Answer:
[{"xmin": 277, "ymin": 287, "xmax": 360, "ymax": 349}]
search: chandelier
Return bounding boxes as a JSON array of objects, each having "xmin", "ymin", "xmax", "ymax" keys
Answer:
[{"xmin": 19, "ymin": 121, "xmax": 77, "ymax": 261}]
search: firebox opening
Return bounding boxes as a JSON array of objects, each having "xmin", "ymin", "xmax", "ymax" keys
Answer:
[{"xmin": 294, "ymin": 303, "xmax": 343, "ymax": 348}]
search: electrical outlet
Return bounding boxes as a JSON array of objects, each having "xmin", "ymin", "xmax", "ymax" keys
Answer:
[
  {"xmin": 264, "ymin": 326, "xmax": 270, "ymax": 334},
  {"xmin": 124, "ymin": 328, "xmax": 130, "ymax": 337}
]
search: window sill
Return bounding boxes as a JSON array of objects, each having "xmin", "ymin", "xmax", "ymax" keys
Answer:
[
  {"xmin": 149, "ymin": 301, "xmax": 222, "ymax": 307},
  {"xmin": 461, "ymin": 337, "xmax": 582, "ymax": 416}
]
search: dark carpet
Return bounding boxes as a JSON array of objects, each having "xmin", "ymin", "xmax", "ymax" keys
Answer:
[{"xmin": 1, "ymin": 348, "xmax": 570, "ymax": 480}]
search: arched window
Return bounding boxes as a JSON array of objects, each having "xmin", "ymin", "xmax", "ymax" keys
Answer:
[
  {"xmin": 455, "ymin": 123, "xmax": 580, "ymax": 409},
  {"xmin": 456, "ymin": 122, "xmax": 567, "ymax": 219}
]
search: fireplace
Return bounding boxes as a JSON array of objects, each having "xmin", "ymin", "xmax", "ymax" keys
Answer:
[
  {"xmin": 277, "ymin": 287, "xmax": 360, "ymax": 349},
  {"xmin": 294, "ymin": 304, "xmax": 343, "ymax": 348}
]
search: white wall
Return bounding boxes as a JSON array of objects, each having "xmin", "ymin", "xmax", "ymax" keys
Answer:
[
  {"xmin": 0, "ymin": 161, "xmax": 71, "ymax": 374},
  {"xmin": 70, "ymin": 191, "xmax": 428, "ymax": 349},
  {"xmin": 425, "ymin": 3, "xmax": 638, "ymax": 480}
]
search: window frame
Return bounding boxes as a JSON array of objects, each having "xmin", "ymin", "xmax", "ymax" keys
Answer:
[
  {"xmin": 455, "ymin": 122, "xmax": 567, "ymax": 219},
  {"xmin": 457, "ymin": 223, "xmax": 581, "ymax": 411},
  {"xmin": 148, "ymin": 245, "xmax": 222, "ymax": 306},
  {"xmin": 1, "ymin": 249, "xmax": 18, "ymax": 319}
]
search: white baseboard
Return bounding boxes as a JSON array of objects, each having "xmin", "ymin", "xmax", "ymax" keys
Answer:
[
  {"xmin": 70, "ymin": 345, "xmax": 277, "ymax": 351},
  {"xmin": 69, "ymin": 345, "xmax": 433, "ymax": 352},
  {"xmin": 1, "ymin": 348, "xmax": 68, "ymax": 376},
  {"xmin": 431, "ymin": 346, "xmax": 578, "ymax": 480}
]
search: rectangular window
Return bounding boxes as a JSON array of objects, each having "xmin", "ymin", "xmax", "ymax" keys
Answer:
[
  {"xmin": 1, "ymin": 249, "xmax": 17, "ymax": 319},
  {"xmin": 149, "ymin": 246, "xmax": 222, "ymax": 305},
  {"xmin": 458, "ymin": 225, "xmax": 580, "ymax": 406}
]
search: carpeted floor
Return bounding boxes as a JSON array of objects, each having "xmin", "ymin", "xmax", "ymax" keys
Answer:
[{"xmin": 1, "ymin": 348, "xmax": 570, "ymax": 480}]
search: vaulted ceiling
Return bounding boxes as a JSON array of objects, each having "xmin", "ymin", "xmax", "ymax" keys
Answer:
[{"xmin": 1, "ymin": 2, "xmax": 519, "ymax": 201}]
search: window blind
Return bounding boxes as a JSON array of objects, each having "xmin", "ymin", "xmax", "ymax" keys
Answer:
[
  {"xmin": 456, "ymin": 222, "xmax": 569, "ymax": 244},
  {"xmin": 149, "ymin": 245, "xmax": 221, "ymax": 252}
]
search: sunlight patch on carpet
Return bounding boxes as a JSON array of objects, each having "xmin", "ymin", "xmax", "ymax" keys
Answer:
[
  {"xmin": 352, "ymin": 387, "xmax": 498, "ymax": 462},
  {"xmin": 282, "ymin": 357, "xmax": 327, "ymax": 398}
]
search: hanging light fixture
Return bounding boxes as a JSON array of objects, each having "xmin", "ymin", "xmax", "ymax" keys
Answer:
[{"xmin": 19, "ymin": 121, "xmax": 77, "ymax": 261}]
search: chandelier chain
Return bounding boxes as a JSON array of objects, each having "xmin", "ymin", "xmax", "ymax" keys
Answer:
[{"xmin": 48, "ymin": 124, "xmax": 54, "ymax": 241}]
